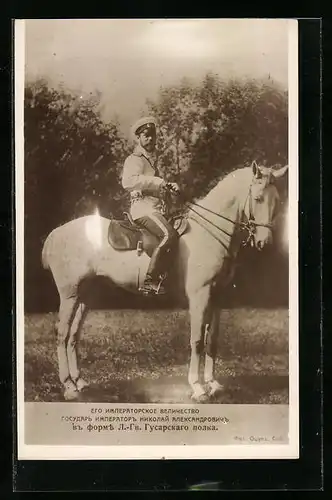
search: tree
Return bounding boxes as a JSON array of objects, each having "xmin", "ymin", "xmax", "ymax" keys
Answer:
[
  {"xmin": 25, "ymin": 80, "xmax": 130, "ymax": 226},
  {"xmin": 144, "ymin": 74, "xmax": 289, "ymax": 308},
  {"xmin": 145, "ymin": 73, "xmax": 288, "ymax": 200},
  {"xmin": 24, "ymin": 79, "xmax": 130, "ymax": 311}
]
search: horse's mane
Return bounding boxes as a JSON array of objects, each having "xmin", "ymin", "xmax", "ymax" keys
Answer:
[{"xmin": 195, "ymin": 166, "xmax": 252, "ymax": 209}]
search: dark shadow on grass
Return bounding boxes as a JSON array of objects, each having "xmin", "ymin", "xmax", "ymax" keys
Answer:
[
  {"xmin": 24, "ymin": 372, "xmax": 289, "ymax": 404},
  {"xmin": 80, "ymin": 375, "xmax": 193, "ymax": 404},
  {"xmin": 24, "ymin": 381, "xmax": 64, "ymax": 402},
  {"xmin": 211, "ymin": 374, "xmax": 289, "ymax": 404},
  {"xmin": 77, "ymin": 374, "xmax": 288, "ymax": 404},
  {"xmin": 81, "ymin": 381, "xmax": 151, "ymax": 403}
]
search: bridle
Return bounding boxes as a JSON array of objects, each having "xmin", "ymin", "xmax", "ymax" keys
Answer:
[
  {"xmin": 168, "ymin": 178, "xmax": 276, "ymax": 251},
  {"xmin": 239, "ymin": 182, "xmax": 275, "ymax": 247}
]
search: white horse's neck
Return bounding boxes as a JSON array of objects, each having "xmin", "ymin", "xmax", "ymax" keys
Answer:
[{"xmin": 196, "ymin": 167, "xmax": 252, "ymax": 220}]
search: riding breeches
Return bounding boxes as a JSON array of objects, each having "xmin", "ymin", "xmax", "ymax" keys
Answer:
[{"xmin": 135, "ymin": 212, "xmax": 178, "ymax": 281}]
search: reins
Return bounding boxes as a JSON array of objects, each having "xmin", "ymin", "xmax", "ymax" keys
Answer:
[
  {"xmin": 185, "ymin": 198, "xmax": 256, "ymax": 249},
  {"xmin": 185, "ymin": 189, "xmax": 273, "ymax": 231},
  {"xmin": 166, "ymin": 179, "xmax": 274, "ymax": 250}
]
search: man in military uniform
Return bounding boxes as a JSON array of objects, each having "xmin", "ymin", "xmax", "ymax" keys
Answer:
[{"xmin": 122, "ymin": 116, "xmax": 180, "ymax": 295}]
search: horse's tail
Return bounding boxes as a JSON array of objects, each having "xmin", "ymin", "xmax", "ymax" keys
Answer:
[{"xmin": 41, "ymin": 231, "xmax": 53, "ymax": 270}]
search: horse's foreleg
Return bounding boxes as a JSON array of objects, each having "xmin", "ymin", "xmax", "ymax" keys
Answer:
[
  {"xmin": 67, "ymin": 302, "xmax": 88, "ymax": 392},
  {"xmin": 56, "ymin": 296, "xmax": 79, "ymax": 400},
  {"xmin": 204, "ymin": 307, "xmax": 224, "ymax": 397},
  {"xmin": 188, "ymin": 285, "xmax": 211, "ymax": 402}
]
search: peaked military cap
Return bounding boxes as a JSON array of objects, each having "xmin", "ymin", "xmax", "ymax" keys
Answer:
[{"xmin": 132, "ymin": 116, "xmax": 157, "ymax": 136}]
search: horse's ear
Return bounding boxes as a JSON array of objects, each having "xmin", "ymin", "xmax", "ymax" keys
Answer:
[
  {"xmin": 252, "ymin": 160, "xmax": 262, "ymax": 179},
  {"xmin": 272, "ymin": 164, "xmax": 289, "ymax": 179}
]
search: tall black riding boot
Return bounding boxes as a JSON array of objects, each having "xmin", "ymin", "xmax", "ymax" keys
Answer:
[{"xmin": 140, "ymin": 246, "xmax": 167, "ymax": 295}]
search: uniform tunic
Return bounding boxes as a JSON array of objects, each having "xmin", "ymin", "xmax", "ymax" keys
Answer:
[{"xmin": 121, "ymin": 145, "xmax": 165, "ymax": 220}]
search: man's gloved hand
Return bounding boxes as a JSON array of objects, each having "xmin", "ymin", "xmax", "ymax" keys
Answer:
[
  {"xmin": 166, "ymin": 182, "xmax": 180, "ymax": 193},
  {"xmin": 159, "ymin": 181, "xmax": 182, "ymax": 203}
]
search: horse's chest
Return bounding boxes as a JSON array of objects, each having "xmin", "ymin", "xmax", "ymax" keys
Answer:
[
  {"xmin": 215, "ymin": 255, "xmax": 236, "ymax": 287},
  {"xmin": 185, "ymin": 243, "xmax": 231, "ymax": 290}
]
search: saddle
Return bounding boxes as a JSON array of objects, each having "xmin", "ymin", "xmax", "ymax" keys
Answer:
[{"xmin": 108, "ymin": 212, "xmax": 188, "ymax": 257}]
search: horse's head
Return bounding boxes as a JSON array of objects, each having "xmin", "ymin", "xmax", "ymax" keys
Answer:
[{"xmin": 246, "ymin": 161, "xmax": 288, "ymax": 250}]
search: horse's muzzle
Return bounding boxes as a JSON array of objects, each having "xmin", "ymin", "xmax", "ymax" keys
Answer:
[{"xmin": 254, "ymin": 227, "xmax": 273, "ymax": 250}]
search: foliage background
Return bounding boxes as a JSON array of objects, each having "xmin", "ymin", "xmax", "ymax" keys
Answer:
[{"xmin": 24, "ymin": 75, "xmax": 289, "ymax": 312}]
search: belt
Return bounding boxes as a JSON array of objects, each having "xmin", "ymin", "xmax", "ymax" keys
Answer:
[{"xmin": 130, "ymin": 191, "xmax": 157, "ymax": 201}]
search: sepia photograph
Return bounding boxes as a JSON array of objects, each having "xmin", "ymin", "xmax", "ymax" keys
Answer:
[{"xmin": 15, "ymin": 18, "xmax": 298, "ymax": 459}]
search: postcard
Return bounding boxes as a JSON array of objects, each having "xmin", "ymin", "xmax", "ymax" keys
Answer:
[{"xmin": 15, "ymin": 18, "xmax": 298, "ymax": 460}]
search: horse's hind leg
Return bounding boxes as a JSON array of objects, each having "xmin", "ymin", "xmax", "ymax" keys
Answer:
[
  {"xmin": 56, "ymin": 295, "xmax": 79, "ymax": 400},
  {"xmin": 67, "ymin": 302, "xmax": 89, "ymax": 392}
]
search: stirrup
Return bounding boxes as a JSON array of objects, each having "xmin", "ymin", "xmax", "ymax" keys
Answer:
[
  {"xmin": 138, "ymin": 284, "xmax": 166, "ymax": 296},
  {"xmin": 139, "ymin": 277, "xmax": 166, "ymax": 296},
  {"xmin": 155, "ymin": 274, "xmax": 167, "ymax": 295},
  {"xmin": 155, "ymin": 280, "xmax": 166, "ymax": 295}
]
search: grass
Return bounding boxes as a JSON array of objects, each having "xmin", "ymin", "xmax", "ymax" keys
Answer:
[{"xmin": 24, "ymin": 308, "xmax": 289, "ymax": 404}]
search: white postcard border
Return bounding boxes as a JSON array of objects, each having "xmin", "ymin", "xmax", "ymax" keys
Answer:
[{"xmin": 16, "ymin": 18, "xmax": 299, "ymax": 460}]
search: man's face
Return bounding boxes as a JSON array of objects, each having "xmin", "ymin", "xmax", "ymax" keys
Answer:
[{"xmin": 137, "ymin": 126, "xmax": 156, "ymax": 153}]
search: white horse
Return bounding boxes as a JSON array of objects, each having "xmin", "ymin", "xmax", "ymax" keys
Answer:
[{"xmin": 41, "ymin": 162, "xmax": 288, "ymax": 402}]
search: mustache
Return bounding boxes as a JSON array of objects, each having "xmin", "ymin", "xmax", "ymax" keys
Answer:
[{"xmin": 145, "ymin": 138, "xmax": 155, "ymax": 145}]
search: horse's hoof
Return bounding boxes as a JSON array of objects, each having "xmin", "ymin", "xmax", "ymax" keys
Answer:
[
  {"xmin": 76, "ymin": 378, "xmax": 89, "ymax": 392},
  {"xmin": 206, "ymin": 380, "xmax": 224, "ymax": 397},
  {"xmin": 191, "ymin": 383, "xmax": 209, "ymax": 403},
  {"xmin": 191, "ymin": 392, "xmax": 210, "ymax": 403},
  {"xmin": 64, "ymin": 388, "xmax": 79, "ymax": 401},
  {"xmin": 63, "ymin": 380, "xmax": 79, "ymax": 401}
]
